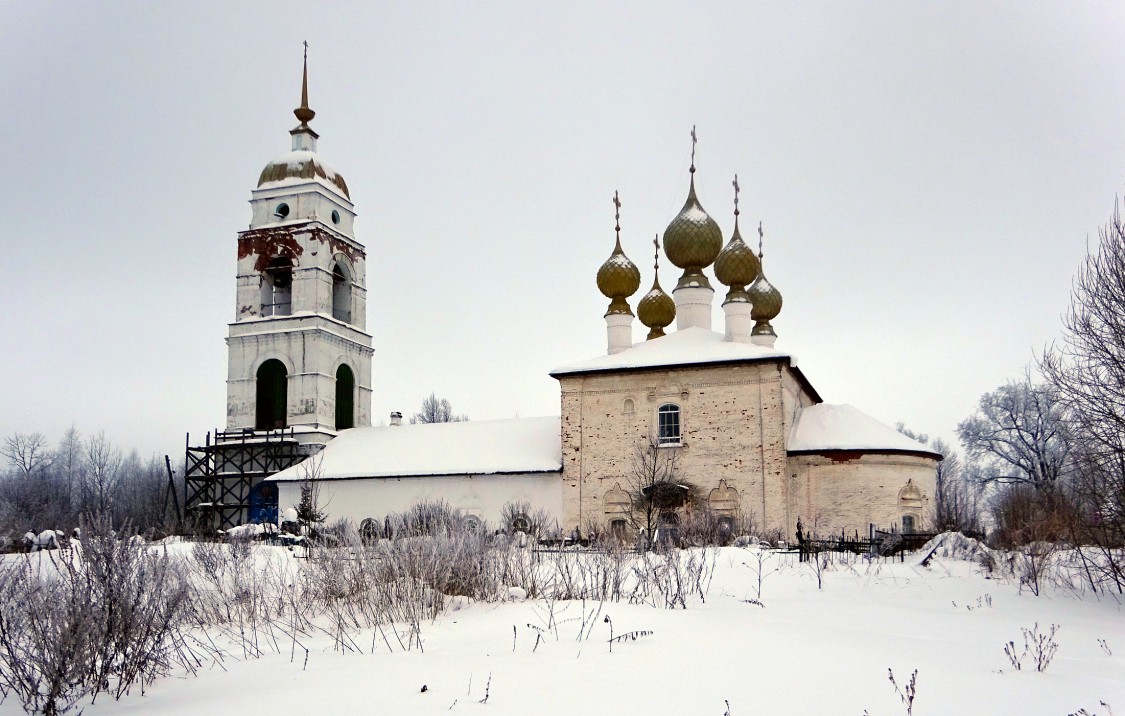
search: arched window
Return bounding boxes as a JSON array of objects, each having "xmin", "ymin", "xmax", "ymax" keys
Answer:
[
  {"xmin": 335, "ymin": 364, "xmax": 355, "ymax": 430},
  {"xmin": 256, "ymin": 359, "xmax": 288, "ymax": 430},
  {"xmin": 657, "ymin": 403, "xmax": 681, "ymax": 445},
  {"xmin": 623, "ymin": 398, "xmax": 635, "ymax": 414},
  {"xmin": 332, "ymin": 261, "xmax": 351, "ymax": 323},
  {"xmin": 902, "ymin": 514, "xmax": 916, "ymax": 534},
  {"xmin": 260, "ymin": 257, "xmax": 293, "ymax": 317}
]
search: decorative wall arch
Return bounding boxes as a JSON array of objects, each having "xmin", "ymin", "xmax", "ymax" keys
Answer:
[
  {"xmin": 603, "ymin": 483, "xmax": 631, "ymax": 517},
  {"xmin": 707, "ymin": 480, "xmax": 740, "ymax": 516},
  {"xmin": 898, "ymin": 480, "xmax": 924, "ymax": 509},
  {"xmin": 898, "ymin": 479, "xmax": 925, "ymax": 533}
]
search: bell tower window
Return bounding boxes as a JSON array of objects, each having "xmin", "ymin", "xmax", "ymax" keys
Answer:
[
  {"xmin": 335, "ymin": 364, "xmax": 355, "ymax": 430},
  {"xmin": 332, "ymin": 261, "xmax": 352, "ymax": 323},
  {"xmin": 261, "ymin": 257, "xmax": 293, "ymax": 317},
  {"xmin": 256, "ymin": 359, "xmax": 288, "ymax": 430}
]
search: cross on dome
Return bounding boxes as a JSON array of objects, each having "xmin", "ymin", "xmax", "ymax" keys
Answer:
[{"xmin": 690, "ymin": 125, "xmax": 697, "ymax": 174}]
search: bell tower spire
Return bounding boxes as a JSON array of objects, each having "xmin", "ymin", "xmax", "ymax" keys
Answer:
[{"xmin": 291, "ymin": 42, "xmax": 319, "ymax": 151}]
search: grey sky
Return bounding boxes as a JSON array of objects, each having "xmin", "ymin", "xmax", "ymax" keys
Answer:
[{"xmin": 2, "ymin": 1, "xmax": 1123, "ymax": 458}]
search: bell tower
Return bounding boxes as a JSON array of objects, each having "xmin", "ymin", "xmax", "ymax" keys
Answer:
[{"xmin": 225, "ymin": 47, "xmax": 373, "ymax": 445}]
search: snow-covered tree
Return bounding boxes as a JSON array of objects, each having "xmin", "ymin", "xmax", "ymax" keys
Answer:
[
  {"xmin": 1, "ymin": 432, "xmax": 51, "ymax": 478},
  {"xmin": 956, "ymin": 376, "xmax": 1069, "ymax": 488},
  {"xmin": 410, "ymin": 392, "xmax": 468, "ymax": 424},
  {"xmin": 1041, "ymin": 199, "xmax": 1125, "ymax": 582}
]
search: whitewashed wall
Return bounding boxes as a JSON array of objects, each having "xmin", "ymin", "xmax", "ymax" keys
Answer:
[{"xmin": 274, "ymin": 472, "xmax": 563, "ymax": 530}]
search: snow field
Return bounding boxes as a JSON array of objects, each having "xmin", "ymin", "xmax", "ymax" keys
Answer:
[{"xmin": 2, "ymin": 540, "xmax": 1116, "ymax": 716}]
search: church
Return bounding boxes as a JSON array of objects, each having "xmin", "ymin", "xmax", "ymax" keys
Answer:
[{"xmin": 208, "ymin": 55, "xmax": 940, "ymax": 540}]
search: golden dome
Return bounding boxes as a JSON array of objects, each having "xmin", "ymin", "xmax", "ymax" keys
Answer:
[
  {"xmin": 714, "ymin": 218, "xmax": 761, "ymax": 303},
  {"xmin": 638, "ymin": 274, "xmax": 676, "ymax": 340},
  {"xmin": 747, "ymin": 265, "xmax": 782, "ymax": 336},
  {"xmin": 597, "ymin": 237, "xmax": 641, "ymax": 316},
  {"xmin": 662, "ymin": 177, "xmax": 723, "ymax": 289},
  {"xmin": 258, "ymin": 152, "xmax": 350, "ymax": 199}
]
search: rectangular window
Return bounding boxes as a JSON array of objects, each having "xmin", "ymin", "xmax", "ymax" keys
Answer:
[{"xmin": 658, "ymin": 404, "xmax": 681, "ymax": 445}]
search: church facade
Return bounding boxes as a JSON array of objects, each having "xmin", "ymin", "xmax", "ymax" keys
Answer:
[{"xmin": 244, "ymin": 59, "xmax": 939, "ymax": 539}]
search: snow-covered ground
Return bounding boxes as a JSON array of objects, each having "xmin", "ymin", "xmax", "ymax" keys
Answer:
[{"xmin": 1, "ymin": 540, "xmax": 1121, "ymax": 715}]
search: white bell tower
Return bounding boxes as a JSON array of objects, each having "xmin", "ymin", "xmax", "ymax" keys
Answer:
[{"xmin": 225, "ymin": 47, "xmax": 373, "ymax": 446}]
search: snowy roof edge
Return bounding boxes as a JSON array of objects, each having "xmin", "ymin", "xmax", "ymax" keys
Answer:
[{"xmin": 267, "ymin": 467, "xmax": 563, "ymax": 483}]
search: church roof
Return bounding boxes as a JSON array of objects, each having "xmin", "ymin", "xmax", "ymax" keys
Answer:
[
  {"xmin": 549, "ymin": 326, "xmax": 792, "ymax": 377},
  {"xmin": 266, "ymin": 416, "xmax": 562, "ymax": 482},
  {"xmin": 788, "ymin": 403, "xmax": 941, "ymax": 457}
]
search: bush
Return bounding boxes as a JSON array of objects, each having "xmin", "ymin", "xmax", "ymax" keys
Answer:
[{"xmin": 0, "ymin": 514, "xmax": 190, "ymax": 714}]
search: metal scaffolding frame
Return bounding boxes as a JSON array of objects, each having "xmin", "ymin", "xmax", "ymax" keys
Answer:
[{"xmin": 183, "ymin": 428, "xmax": 308, "ymax": 531}]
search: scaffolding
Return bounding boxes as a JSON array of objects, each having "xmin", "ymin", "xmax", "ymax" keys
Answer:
[{"xmin": 183, "ymin": 428, "xmax": 309, "ymax": 532}]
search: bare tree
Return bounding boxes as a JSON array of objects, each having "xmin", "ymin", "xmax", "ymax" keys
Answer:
[
  {"xmin": 83, "ymin": 432, "xmax": 122, "ymax": 515},
  {"xmin": 54, "ymin": 426, "xmax": 83, "ymax": 513},
  {"xmin": 410, "ymin": 392, "xmax": 468, "ymax": 424},
  {"xmin": 930, "ymin": 438, "xmax": 984, "ymax": 534},
  {"xmin": 1041, "ymin": 199, "xmax": 1125, "ymax": 587},
  {"xmin": 1, "ymin": 432, "xmax": 51, "ymax": 478},
  {"xmin": 957, "ymin": 375, "xmax": 1070, "ymax": 488},
  {"xmin": 626, "ymin": 436, "xmax": 694, "ymax": 550}
]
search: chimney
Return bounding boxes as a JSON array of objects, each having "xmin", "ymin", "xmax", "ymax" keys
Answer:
[{"xmin": 389, "ymin": 411, "xmax": 402, "ymax": 426}]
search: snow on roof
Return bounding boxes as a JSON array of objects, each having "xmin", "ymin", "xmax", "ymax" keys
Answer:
[
  {"xmin": 266, "ymin": 416, "xmax": 562, "ymax": 482},
  {"xmin": 788, "ymin": 403, "xmax": 939, "ymax": 456},
  {"xmin": 257, "ymin": 150, "xmax": 350, "ymax": 199},
  {"xmin": 550, "ymin": 327, "xmax": 792, "ymax": 377}
]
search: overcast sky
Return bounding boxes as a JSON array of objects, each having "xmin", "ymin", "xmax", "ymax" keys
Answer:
[{"xmin": 2, "ymin": 1, "xmax": 1124, "ymax": 459}]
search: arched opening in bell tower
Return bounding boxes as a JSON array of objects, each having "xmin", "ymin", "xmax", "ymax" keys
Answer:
[
  {"xmin": 335, "ymin": 364, "xmax": 355, "ymax": 430},
  {"xmin": 256, "ymin": 359, "xmax": 288, "ymax": 430},
  {"xmin": 332, "ymin": 261, "xmax": 351, "ymax": 323},
  {"xmin": 260, "ymin": 257, "xmax": 294, "ymax": 317}
]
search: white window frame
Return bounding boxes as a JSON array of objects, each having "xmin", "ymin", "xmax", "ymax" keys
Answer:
[{"xmin": 657, "ymin": 403, "xmax": 682, "ymax": 445}]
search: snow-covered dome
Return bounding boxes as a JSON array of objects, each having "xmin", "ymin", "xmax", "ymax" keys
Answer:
[{"xmin": 258, "ymin": 150, "xmax": 350, "ymax": 199}]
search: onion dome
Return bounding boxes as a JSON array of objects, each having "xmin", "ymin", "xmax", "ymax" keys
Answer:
[
  {"xmin": 662, "ymin": 129, "xmax": 723, "ymax": 290},
  {"xmin": 714, "ymin": 176, "xmax": 761, "ymax": 304},
  {"xmin": 597, "ymin": 237, "xmax": 641, "ymax": 315},
  {"xmin": 747, "ymin": 223, "xmax": 783, "ymax": 336},
  {"xmin": 638, "ymin": 236, "xmax": 676, "ymax": 339},
  {"xmin": 597, "ymin": 192, "xmax": 642, "ymax": 316}
]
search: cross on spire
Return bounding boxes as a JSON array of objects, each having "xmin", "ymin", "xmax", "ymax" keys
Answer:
[
  {"xmin": 652, "ymin": 234, "xmax": 661, "ymax": 272},
  {"xmin": 613, "ymin": 190, "xmax": 621, "ymax": 235},
  {"xmin": 732, "ymin": 174, "xmax": 740, "ymax": 218},
  {"xmin": 758, "ymin": 221, "xmax": 765, "ymax": 258},
  {"xmin": 295, "ymin": 41, "xmax": 315, "ymax": 126},
  {"xmin": 689, "ymin": 125, "xmax": 697, "ymax": 174}
]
